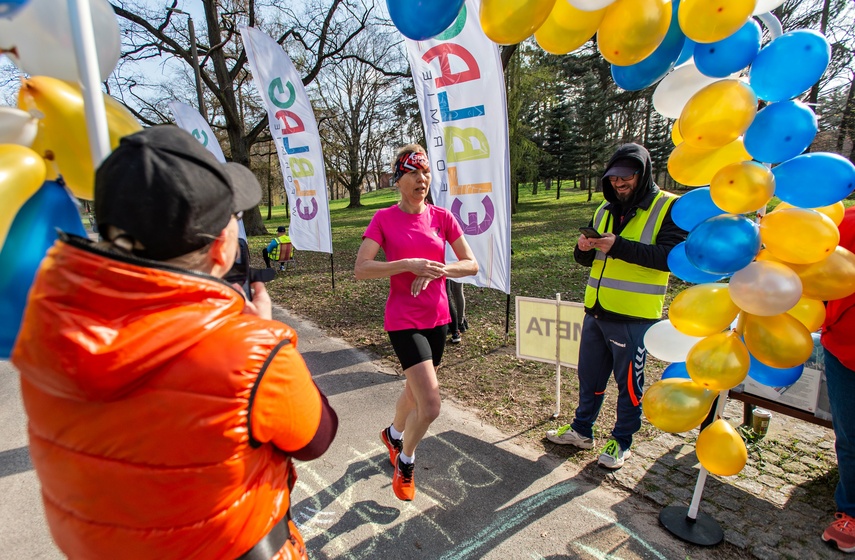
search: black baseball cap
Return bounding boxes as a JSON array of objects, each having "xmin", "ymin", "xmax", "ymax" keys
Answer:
[
  {"xmin": 277, "ymin": 226, "xmax": 287, "ymax": 233},
  {"xmin": 94, "ymin": 125, "xmax": 261, "ymax": 261},
  {"xmin": 603, "ymin": 157, "xmax": 642, "ymax": 179}
]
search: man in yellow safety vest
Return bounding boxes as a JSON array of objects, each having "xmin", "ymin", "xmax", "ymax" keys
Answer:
[
  {"xmin": 262, "ymin": 226, "xmax": 293, "ymax": 269},
  {"xmin": 546, "ymin": 143, "xmax": 687, "ymax": 470}
]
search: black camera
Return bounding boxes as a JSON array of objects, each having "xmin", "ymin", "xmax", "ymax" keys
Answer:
[{"xmin": 224, "ymin": 238, "xmax": 275, "ymax": 301}]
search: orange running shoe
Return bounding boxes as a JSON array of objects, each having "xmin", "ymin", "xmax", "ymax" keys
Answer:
[
  {"xmin": 392, "ymin": 457, "xmax": 415, "ymax": 501},
  {"xmin": 380, "ymin": 427, "xmax": 402, "ymax": 466},
  {"xmin": 823, "ymin": 512, "xmax": 855, "ymax": 553}
]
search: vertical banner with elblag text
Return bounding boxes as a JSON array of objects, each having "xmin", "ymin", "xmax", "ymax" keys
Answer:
[
  {"xmin": 241, "ymin": 25, "xmax": 333, "ymax": 254},
  {"xmin": 169, "ymin": 101, "xmax": 227, "ymax": 163},
  {"xmin": 170, "ymin": 101, "xmax": 249, "ymax": 240},
  {"xmin": 404, "ymin": 0, "xmax": 511, "ymax": 294}
]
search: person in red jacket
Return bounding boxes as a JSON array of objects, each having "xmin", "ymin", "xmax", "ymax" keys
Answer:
[
  {"xmin": 11, "ymin": 126, "xmax": 337, "ymax": 560},
  {"xmin": 821, "ymin": 205, "xmax": 855, "ymax": 554}
]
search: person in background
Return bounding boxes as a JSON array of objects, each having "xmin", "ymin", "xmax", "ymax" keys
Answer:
[
  {"xmin": 446, "ymin": 280, "xmax": 469, "ymax": 344},
  {"xmin": 12, "ymin": 126, "xmax": 337, "ymax": 560},
  {"xmin": 821, "ymin": 205, "xmax": 855, "ymax": 554},
  {"xmin": 263, "ymin": 225, "xmax": 293, "ymax": 269},
  {"xmin": 355, "ymin": 144, "xmax": 478, "ymax": 501},
  {"xmin": 546, "ymin": 143, "xmax": 686, "ymax": 470}
]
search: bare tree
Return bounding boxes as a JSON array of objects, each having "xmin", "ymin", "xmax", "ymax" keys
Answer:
[
  {"xmin": 108, "ymin": 0, "xmax": 376, "ymax": 234},
  {"xmin": 314, "ymin": 31, "xmax": 406, "ymax": 207}
]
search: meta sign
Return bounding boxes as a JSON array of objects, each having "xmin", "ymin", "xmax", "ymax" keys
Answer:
[
  {"xmin": 516, "ymin": 297, "xmax": 585, "ymax": 368},
  {"xmin": 405, "ymin": 0, "xmax": 511, "ymax": 293},
  {"xmin": 242, "ymin": 25, "xmax": 333, "ymax": 254}
]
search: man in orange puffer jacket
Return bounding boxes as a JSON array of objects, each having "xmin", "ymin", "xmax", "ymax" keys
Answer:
[{"xmin": 11, "ymin": 126, "xmax": 338, "ymax": 560}]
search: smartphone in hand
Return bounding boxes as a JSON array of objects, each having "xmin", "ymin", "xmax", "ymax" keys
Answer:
[{"xmin": 579, "ymin": 226, "xmax": 602, "ymax": 239}]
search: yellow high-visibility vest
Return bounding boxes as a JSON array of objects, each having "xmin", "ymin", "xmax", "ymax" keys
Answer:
[
  {"xmin": 584, "ymin": 191, "xmax": 677, "ymax": 319},
  {"xmin": 270, "ymin": 235, "xmax": 292, "ymax": 260}
]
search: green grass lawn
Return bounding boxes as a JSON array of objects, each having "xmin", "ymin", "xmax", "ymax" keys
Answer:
[{"xmin": 248, "ymin": 186, "xmax": 853, "ymax": 441}]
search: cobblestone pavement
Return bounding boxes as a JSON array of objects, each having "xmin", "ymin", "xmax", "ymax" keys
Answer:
[{"xmin": 546, "ymin": 398, "xmax": 841, "ymax": 559}]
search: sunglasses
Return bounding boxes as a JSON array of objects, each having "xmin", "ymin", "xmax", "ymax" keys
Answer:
[{"xmin": 609, "ymin": 171, "xmax": 639, "ymax": 183}]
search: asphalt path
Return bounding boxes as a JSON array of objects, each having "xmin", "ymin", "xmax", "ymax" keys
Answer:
[{"xmin": 0, "ymin": 306, "xmax": 730, "ymax": 559}]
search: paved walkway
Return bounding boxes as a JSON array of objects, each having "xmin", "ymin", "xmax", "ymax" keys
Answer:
[
  {"xmin": 544, "ymin": 397, "xmax": 841, "ymax": 559},
  {"xmin": 1, "ymin": 304, "xmax": 841, "ymax": 559}
]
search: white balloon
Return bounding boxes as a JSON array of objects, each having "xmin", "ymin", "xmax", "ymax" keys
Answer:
[
  {"xmin": 644, "ymin": 319, "xmax": 704, "ymax": 363},
  {"xmin": 0, "ymin": 107, "xmax": 38, "ymax": 147},
  {"xmin": 728, "ymin": 261, "xmax": 803, "ymax": 316},
  {"xmin": 753, "ymin": 0, "xmax": 786, "ymax": 16},
  {"xmin": 0, "ymin": 0, "xmax": 120, "ymax": 82},
  {"xmin": 567, "ymin": 0, "xmax": 615, "ymax": 11},
  {"xmin": 652, "ymin": 63, "xmax": 722, "ymax": 119}
]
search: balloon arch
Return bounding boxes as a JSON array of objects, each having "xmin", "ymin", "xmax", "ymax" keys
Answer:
[{"xmin": 390, "ymin": 0, "xmax": 855, "ymax": 479}]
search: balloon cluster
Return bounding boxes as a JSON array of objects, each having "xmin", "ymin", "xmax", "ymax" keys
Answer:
[
  {"xmin": 385, "ymin": 0, "xmax": 855, "ymax": 477},
  {"xmin": 638, "ymin": 10, "xmax": 854, "ymax": 477},
  {"xmin": 0, "ymin": 0, "xmax": 140, "ymax": 357}
]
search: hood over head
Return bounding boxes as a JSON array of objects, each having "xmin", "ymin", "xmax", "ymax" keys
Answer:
[{"xmin": 601, "ymin": 143, "xmax": 655, "ymax": 207}]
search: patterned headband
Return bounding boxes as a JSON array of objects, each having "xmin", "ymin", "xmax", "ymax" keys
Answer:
[{"xmin": 393, "ymin": 151, "xmax": 430, "ymax": 183}]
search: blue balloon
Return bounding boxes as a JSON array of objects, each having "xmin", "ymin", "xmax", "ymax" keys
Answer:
[
  {"xmin": 744, "ymin": 100, "xmax": 818, "ymax": 164},
  {"xmin": 0, "ymin": 181, "xmax": 86, "ymax": 357},
  {"xmin": 667, "ymin": 242, "xmax": 728, "ymax": 284},
  {"xmin": 676, "ymin": 38, "xmax": 697, "ymax": 66},
  {"xmin": 694, "ymin": 19, "xmax": 761, "ymax": 78},
  {"xmin": 747, "ymin": 353, "xmax": 804, "ymax": 387},
  {"xmin": 772, "ymin": 152, "xmax": 855, "ymax": 207},
  {"xmin": 0, "ymin": 0, "xmax": 29, "ymax": 18},
  {"xmin": 611, "ymin": 0, "xmax": 685, "ymax": 91},
  {"xmin": 662, "ymin": 362, "xmax": 691, "ymax": 380},
  {"xmin": 387, "ymin": 0, "xmax": 465, "ymax": 41},
  {"xmin": 671, "ymin": 187, "xmax": 725, "ymax": 232},
  {"xmin": 685, "ymin": 215, "xmax": 761, "ymax": 276},
  {"xmin": 749, "ymin": 30, "xmax": 831, "ymax": 102}
]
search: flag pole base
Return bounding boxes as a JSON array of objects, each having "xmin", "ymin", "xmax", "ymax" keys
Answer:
[{"xmin": 659, "ymin": 506, "xmax": 724, "ymax": 547}]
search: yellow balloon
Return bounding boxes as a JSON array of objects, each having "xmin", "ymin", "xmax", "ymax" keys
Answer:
[
  {"xmin": 696, "ymin": 419, "xmax": 748, "ymax": 476},
  {"xmin": 686, "ymin": 331, "xmax": 750, "ymax": 391},
  {"xmin": 0, "ymin": 144, "xmax": 48, "ymax": 248},
  {"xmin": 18, "ymin": 76, "xmax": 142, "ymax": 200},
  {"xmin": 760, "ymin": 208, "xmax": 840, "ymax": 264},
  {"xmin": 671, "ymin": 119, "xmax": 683, "ymax": 146},
  {"xmin": 789, "ymin": 246, "xmax": 855, "ymax": 301},
  {"xmin": 786, "ymin": 297, "xmax": 826, "ymax": 332},
  {"xmin": 679, "ymin": 80, "xmax": 757, "ymax": 149},
  {"xmin": 710, "ymin": 161, "xmax": 774, "ymax": 214},
  {"xmin": 480, "ymin": 0, "xmax": 557, "ymax": 45},
  {"xmin": 642, "ymin": 378, "xmax": 717, "ymax": 433},
  {"xmin": 667, "ymin": 138, "xmax": 751, "ymax": 187},
  {"xmin": 597, "ymin": 0, "xmax": 672, "ymax": 66},
  {"xmin": 534, "ymin": 1, "xmax": 605, "ymax": 54},
  {"xmin": 678, "ymin": 0, "xmax": 757, "ymax": 43},
  {"xmin": 669, "ymin": 283, "xmax": 740, "ymax": 337},
  {"xmin": 743, "ymin": 312, "xmax": 813, "ymax": 369},
  {"xmin": 773, "ymin": 201, "xmax": 846, "ymax": 226}
]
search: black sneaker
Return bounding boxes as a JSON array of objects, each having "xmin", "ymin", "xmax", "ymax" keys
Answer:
[
  {"xmin": 460, "ymin": 318, "xmax": 469, "ymax": 333},
  {"xmin": 450, "ymin": 332, "xmax": 461, "ymax": 344}
]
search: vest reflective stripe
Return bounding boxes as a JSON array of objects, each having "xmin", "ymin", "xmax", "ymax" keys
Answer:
[
  {"xmin": 270, "ymin": 235, "xmax": 291, "ymax": 260},
  {"xmin": 584, "ymin": 191, "xmax": 676, "ymax": 319}
]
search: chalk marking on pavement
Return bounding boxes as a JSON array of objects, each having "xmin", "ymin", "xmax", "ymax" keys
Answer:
[
  {"xmin": 574, "ymin": 542, "xmax": 629, "ymax": 559},
  {"xmin": 575, "ymin": 505, "xmax": 669, "ymax": 560},
  {"xmin": 439, "ymin": 481, "xmax": 578, "ymax": 560}
]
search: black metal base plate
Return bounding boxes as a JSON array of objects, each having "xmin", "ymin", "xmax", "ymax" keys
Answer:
[{"xmin": 659, "ymin": 505, "xmax": 724, "ymax": 547}]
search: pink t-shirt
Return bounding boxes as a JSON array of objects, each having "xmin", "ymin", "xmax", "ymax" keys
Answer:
[{"xmin": 363, "ymin": 204, "xmax": 464, "ymax": 331}]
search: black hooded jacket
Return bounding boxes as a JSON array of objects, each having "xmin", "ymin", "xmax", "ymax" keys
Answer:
[{"xmin": 574, "ymin": 143, "xmax": 687, "ymax": 321}]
